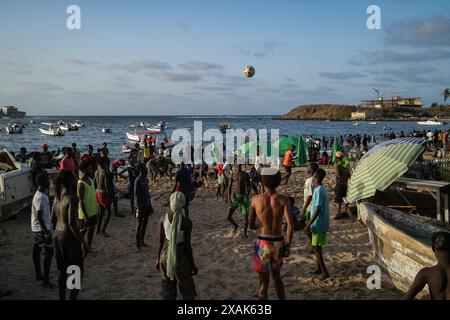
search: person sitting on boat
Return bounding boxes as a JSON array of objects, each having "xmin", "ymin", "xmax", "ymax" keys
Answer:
[{"xmin": 405, "ymin": 232, "xmax": 450, "ymax": 300}]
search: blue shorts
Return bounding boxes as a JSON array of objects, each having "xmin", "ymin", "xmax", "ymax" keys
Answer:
[{"xmin": 33, "ymin": 231, "xmax": 53, "ymax": 248}]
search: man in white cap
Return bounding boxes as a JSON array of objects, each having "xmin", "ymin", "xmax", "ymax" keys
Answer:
[{"xmin": 249, "ymin": 167, "xmax": 294, "ymax": 300}]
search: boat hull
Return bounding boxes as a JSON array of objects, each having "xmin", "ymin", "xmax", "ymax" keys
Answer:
[{"xmin": 358, "ymin": 202, "xmax": 444, "ymax": 299}]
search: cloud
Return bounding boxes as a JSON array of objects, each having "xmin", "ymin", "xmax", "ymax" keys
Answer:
[
  {"xmin": 354, "ymin": 49, "xmax": 450, "ymax": 64},
  {"xmin": 235, "ymin": 39, "xmax": 287, "ymax": 59},
  {"xmin": 385, "ymin": 16, "xmax": 450, "ymax": 47},
  {"xmin": 106, "ymin": 60, "xmax": 172, "ymax": 72},
  {"xmin": 178, "ymin": 60, "xmax": 223, "ymax": 71},
  {"xmin": 65, "ymin": 58, "xmax": 100, "ymax": 66},
  {"xmin": 319, "ymin": 72, "xmax": 365, "ymax": 80},
  {"xmin": 380, "ymin": 66, "xmax": 438, "ymax": 83},
  {"xmin": 20, "ymin": 81, "xmax": 63, "ymax": 91},
  {"xmin": 177, "ymin": 22, "xmax": 190, "ymax": 31},
  {"xmin": 152, "ymin": 72, "xmax": 202, "ymax": 82}
]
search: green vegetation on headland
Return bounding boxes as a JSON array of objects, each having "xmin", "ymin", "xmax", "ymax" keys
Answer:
[{"xmin": 278, "ymin": 103, "xmax": 450, "ymax": 121}]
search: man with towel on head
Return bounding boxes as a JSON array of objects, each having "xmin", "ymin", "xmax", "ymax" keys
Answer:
[
  {"xmin": 249, "ymin": 167, "xmax": 294, "ymax": 300},
  {"xmin": 155, "ymin": 192, "xmax": 198, "ymax": 300}
]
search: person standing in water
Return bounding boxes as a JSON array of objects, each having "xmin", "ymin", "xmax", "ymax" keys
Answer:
[
  {"xmin": 405, "ymin": 232, "xmax": 450, "ymax": 300},
  {"xmin": 31, "ymin": 174, "xmax": 55, "ymax": 288},
  {"xmin": 52, "ymin": 171, "xmax": 88, "ymax": 300},
  {"xmin": 249, "ymin": 168, "xmax": 293, "ymax": 300},
  {"xmin": 155, "ymin": 192, "xmax": 198, "ymax": 300},
  {"xmin": 77, "ymin": 161, "xmax": 98, "ymax": 252},
  {"xmin": 134, "ymin": 164, "xmax": 153, "ymax": 251},
  {"xmin": 227, "ymin": 164, "xmax": 251, "ymax": 238}
]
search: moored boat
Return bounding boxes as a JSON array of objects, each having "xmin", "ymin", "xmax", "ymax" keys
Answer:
[
  {"xmin": 5, "ymin": 122, "xmax": 23, "ymax": 134},
  {"xmin": 102, "ymin": 128, "xmax": 112, "ymax": 134},
  {"xmin": 417, "ymin": 120, "xmax": 446, "ymax": 126},
  {"xmin": 58, "ymin": 121, "xmax": 78, "ymax": 131},
  {"xmin": 358, "ymin": 202, "xmax": 450, "ymax": 299},
  {"xmin": 218, "ymin": 122, "xmax": 231, "ymax": 133},
  {"xmin": 39, "ymin": 123, "xmax": 65, "ymax": 136}
]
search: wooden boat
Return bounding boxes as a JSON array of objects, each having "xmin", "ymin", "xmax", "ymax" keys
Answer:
[
  {"xmin": 0, "ymin": 149, "xmax": 34, "ymax": 220},
  {"xmin": 358, "ymin": 202, "xmax": 450, "ymax": 299}
]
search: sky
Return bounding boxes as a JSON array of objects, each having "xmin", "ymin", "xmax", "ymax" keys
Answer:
[{"xmin": 0, "ymin": 0, "xmax": 449, "ymax": 115}]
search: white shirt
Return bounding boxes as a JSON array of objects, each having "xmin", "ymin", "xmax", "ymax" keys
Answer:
[
  {"xmin": 303, "ymin": 176, "xmax": 315, "ymax": 212},
  {"xmin": 164, "ymin": 214, "xmax": 184, "ymax": 244},
  {"xmin": 427, "ymin": 132, "xmax": 433, "ymax": 141},
  {"xmin": 31, "ymin": 191, "xmax": 51, "ymax": 232}
]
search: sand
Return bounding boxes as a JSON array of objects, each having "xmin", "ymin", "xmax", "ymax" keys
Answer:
[{"xmin": 0, "ymin": 166, "xmax": 404, "ymax": 300}]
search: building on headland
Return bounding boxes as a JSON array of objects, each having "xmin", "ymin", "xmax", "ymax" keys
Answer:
[
  {"xmin": 360, "ymin": 96, "xmax": 423, "ymax": 109},
  {"xmin": 0, "ymin": 106, "xmax": 26, "ymax": 119},
  {"xmin": 351, "ymin": 112, "xmax": 367, "ymax": 120}
]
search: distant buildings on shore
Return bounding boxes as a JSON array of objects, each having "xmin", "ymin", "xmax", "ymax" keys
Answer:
[
  {"xmin": 360, "ymin": 96, "xmax": 423, "ymax": 109},
  {"xmin": 0, "ymin": 106, "xmax": 26, "ymax": 119}
]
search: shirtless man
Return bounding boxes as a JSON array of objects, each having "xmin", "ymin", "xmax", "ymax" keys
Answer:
[
  {"xmin": 227, "ymin": 164, "xmax": 251, "ymax": 238},
  {"xmin": 51, "ymin": 171, "xmax": 88, "ymax": 300},
  {"xmin": 249, "ymin": 168, "xmax": 294, "ymax": 300},
  {"xmin": 95, "ymin": 157, "xmax": 113, "ymax": 235},
  {"xmin": 405, "ymin": 232, "xmax": 450, "ymax": 300}
]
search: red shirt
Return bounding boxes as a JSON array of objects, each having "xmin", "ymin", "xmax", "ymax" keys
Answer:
[
  {"xmin": 283, "ymin": 150, "xmax": 294, "ymax": 167},
  {"xmin": 215, "ymin": 164, "xmax": 224, "ymax": 176},
  {"xmin": 60, "ymin": 157, "xmax": 76, "ymax": 173}
]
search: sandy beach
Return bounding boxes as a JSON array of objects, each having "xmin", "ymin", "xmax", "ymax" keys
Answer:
[{"xmin": 0, "ymin": 165, "xmax": 405, "ymax": 300}]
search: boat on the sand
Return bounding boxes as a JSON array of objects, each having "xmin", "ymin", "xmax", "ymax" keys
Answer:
[
  {"xmin": 0, "ymin": 149, "xmax": 34, "ymax": 220},
  {"xmin": 358, "ymin": 202, "xmax": 450, "ymax": 299}
]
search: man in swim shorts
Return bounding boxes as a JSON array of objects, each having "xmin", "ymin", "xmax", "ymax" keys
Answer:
[
  {"xmin": 227, "ymin": 164, "xmax": 251, "ymax": 238},
  {"xmin": 95, "ymin": 157, "xmax": 113, "ymax": 236},
  {"xmin": 249, "ymin": 167, "xmax": 293, "ymax": 300}
]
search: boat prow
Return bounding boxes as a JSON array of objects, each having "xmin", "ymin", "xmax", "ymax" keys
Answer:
[{"xmin": 358, "ymin": 202, "xmax": 450, "ymax": 299}]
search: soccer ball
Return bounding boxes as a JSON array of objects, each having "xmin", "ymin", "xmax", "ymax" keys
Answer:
[{"xmin": 243, "ymin": 65, "xmax": 255, "ymax": 78}]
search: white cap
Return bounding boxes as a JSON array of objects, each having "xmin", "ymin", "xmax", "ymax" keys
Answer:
[{"xmin": 261, "ymin": 166, "xmax": 279, "ymax": 176}]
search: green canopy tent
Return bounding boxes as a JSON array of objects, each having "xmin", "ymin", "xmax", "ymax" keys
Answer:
[{"xmin": 295, "ymin": 136, "xmax": 308, "ymax": 165}]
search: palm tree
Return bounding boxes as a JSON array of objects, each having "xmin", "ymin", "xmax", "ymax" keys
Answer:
[{"xmin": 442, "ymin": 88, "xmax": 450, "ymax": 107}]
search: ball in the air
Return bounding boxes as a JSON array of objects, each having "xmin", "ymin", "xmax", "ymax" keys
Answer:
[{"xmin": 243, "ymin": 65, "xmax": 255, "ymax": 78}]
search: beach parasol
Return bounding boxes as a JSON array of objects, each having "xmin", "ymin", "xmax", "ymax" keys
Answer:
[
  {"xmin": 332, "ymin": 136, "xmax": 341, "ymax": 164},
  {"xmin": 274, "ymin": 136, "xmax": 301, "ymax": 157},
  {"xmin": 296, "ymin": 136, "xmax": 308, "ymax": 165},
  {"xmin": 344, "ymin": 138, "xmax": 426, "ymax": 204}
]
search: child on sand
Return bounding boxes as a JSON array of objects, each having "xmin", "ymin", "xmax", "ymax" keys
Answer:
[
  {"xmin": 31, "ymin": 174, "xmax": 55, "ymax": 288},
  {"xmin": 304, "ymin": 168, "xmax": 330, "ymax": 279},
  {"xmin": 405, "ymin": 232, "xmax": 450, "ymax": 300}
]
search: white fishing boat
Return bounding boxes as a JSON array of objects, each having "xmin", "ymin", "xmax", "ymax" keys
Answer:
[
  {"xmin": 58, "ymin": 121, "xmax": 78, "ymax": 131},
  {"xmin": 39, "ymin": 123, "xmax": 65, "ymax": 136},
  {"xmin": 146, "ymin": 121, "xmax": 167, "ymax": 132},
  {"xmin": 358, "ymin": 202, "xmax": 450, "ymax": 299},
  {"xmin": 5, "ymin": 123, "xmax": 23, "ymax": 134},
  {"xmin": 369, "ymin": 122, "xmax": 378, "ymax": 125},
  {"xmin": 102, "ymin": 128, "xmax": 112, "ymax": 134},
  {"xmin": 126, "ymin": 132, "xmax": 140, "ymax": 142},
  {"xmin": 353, "ymin": 122, "xmax": 359, "ymax": 126},
  {"xmin": 74, "ymin": 120, "xmax": 85, "ymax": 128},
  {"xmin": 417, "ymin": 120, "xmax": 446, "ymax": 126},
  {"xmin": 0, "ymin": 149, "xmax": 34, "ymax": 220}
]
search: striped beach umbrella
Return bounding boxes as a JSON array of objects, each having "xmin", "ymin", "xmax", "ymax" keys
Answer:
[{"xmin": 345, "ymin": 138, "xmax": 425, "ymax": 204}]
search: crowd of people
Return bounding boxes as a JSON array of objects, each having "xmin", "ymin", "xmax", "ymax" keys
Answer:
[{"xmin": 5, "ymin": 133, "xmax": 450, "ymax": 300}]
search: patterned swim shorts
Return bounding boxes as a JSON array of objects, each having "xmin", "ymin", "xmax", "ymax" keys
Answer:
[{"xmin": 252, "ymin": 235, "xmax": 286, "ymax": 273}]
